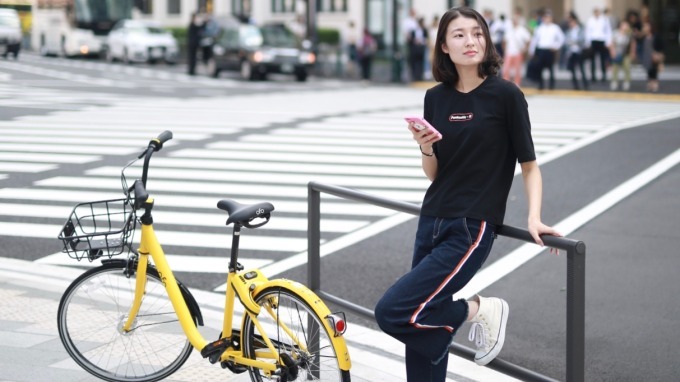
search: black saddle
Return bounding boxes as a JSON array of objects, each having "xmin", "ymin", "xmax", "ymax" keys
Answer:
[{"xmin": 217, "ymin": 199, "xmax": 274, "ymax": 228}]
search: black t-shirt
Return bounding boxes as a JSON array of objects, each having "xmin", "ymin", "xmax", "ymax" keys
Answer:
[{"xmin": 421, "ymin": 75, "xmax": 535, "ymax": 225}]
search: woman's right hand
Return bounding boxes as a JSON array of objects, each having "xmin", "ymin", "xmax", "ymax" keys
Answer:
[{"xmin": 408, "ymin": 123, "xmax": 442, "ymax": 149}]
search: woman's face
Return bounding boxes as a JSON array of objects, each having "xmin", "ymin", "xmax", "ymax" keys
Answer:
[{"xmin": 441, "ymin": 16, "xmax": 486, "ymax": 69}]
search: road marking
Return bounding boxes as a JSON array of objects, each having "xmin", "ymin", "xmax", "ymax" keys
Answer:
[
  {"xmin": 86, "ymin": 166, "xmax": 431, "ymax": 190},
  {"xmin": 0, "ymin": 188, "xmax": 393, "ymax": 216},
  {"xmin": 35, "ymin": 176, "xmax": 427, "ymax": 202},
  {"xmin": 0, "ymin": 202, "xmax": 368, "ymax": 233},
  {"xmin": 454, "ymin": 147, "xmax": 680, "ymax": 300},
  {"xmin": 0, "ymin": 142, "xmax": 140, "ymax": 155},
  {"xmin": 36, "ymin": 252, "xmax": 273, "ymax": 272},
  {"xmin": 175, "ymin": 148, "xmax": 421, "ymax": 166},
  {"xmin": 0, "ymin": 162, "xmax": 57, "ymax": 172},
  {"xmin": 0, "ymin": 222, "xmax": 308, "ymax": 252},
  {"xmin": 144, "ymin": 157, "xmax": 425, "ymax": 177}
]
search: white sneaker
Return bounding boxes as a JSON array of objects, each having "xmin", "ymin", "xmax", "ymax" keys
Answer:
[{"xmin": 468, "ymin": 295, "xmax": 509, "ymax": 366}]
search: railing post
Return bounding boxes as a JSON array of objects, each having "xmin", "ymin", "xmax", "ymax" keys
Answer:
[
  {"xmin": 567, "ymin": 242, "xmax": 587, "ymax": 382},
  {"xmin": 307, "ymin": 184, "xmax": 321, "ymax": 292}
]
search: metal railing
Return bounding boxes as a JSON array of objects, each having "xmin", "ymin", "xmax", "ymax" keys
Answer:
[{"xmin": 307, "ymin": 181, "xmax": 586, "ymax": 382}]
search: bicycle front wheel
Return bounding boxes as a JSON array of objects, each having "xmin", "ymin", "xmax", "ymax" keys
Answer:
[
  {"xmin": 242, "ymin": 287, "xmax": 350, "ymax": 382},
  {"xmin": 57, "ymin": 262, "xmax": 193, "ymax": 382}
]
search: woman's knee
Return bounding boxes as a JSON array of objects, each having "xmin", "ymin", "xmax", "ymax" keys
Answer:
[
  {"xmin": 374, "ymin": 295, "xmax": 389, "ymax": 329},
  {"xmin": 374, "ymin": 292, "xmax": 400, "ymax": 332}
]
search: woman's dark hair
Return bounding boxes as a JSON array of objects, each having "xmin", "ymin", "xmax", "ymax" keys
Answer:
[{"xmin": 431, "ymin": 7, "xmax": 502, "ymax": 84}]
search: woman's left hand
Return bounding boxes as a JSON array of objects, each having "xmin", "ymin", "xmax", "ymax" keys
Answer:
[{"xmin": 528, "ymin": 220, "xmax": 562, "ymax": 255}]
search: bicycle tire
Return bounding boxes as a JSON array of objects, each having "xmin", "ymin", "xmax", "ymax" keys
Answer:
[
  {"xmin": 242, "ymin": 287, "xmax": 351, "ymax": 382},
  {"xmin": 57, "ymin": 262, "xmax": 193, "ymax": 382}
]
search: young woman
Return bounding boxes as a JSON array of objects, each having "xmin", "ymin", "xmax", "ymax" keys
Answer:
[{"xmin": 375, "ymin": 7, "xmax": 560, "ymax": 381}]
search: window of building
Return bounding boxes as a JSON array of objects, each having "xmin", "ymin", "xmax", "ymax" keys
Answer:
[
  {"xmin": 271, "ymin": 0, "xmax": 297, "ymax": 13},
  {"xmin": 167, "ymin": 0, "xmax": 180, "ymax": 14},
  {"xmin": 318, "ymin": 0, "xmax": 347, "ymax": 12},
  {"xmin": 448, "ymin": 0, "xmax": 474, "ymax": 7},
  {"xmin": 134, "ymin": 0, "xmax": 152, "ymax": 14}
]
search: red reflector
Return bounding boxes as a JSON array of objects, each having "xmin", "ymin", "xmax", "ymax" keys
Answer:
[{"xmin": 335, "ymin": 319, "xmax": 345, "ymax": 333}]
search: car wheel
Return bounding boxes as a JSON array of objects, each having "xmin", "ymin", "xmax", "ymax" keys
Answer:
[
  {"xmin": 240, "ymin": 60, "xmax": 255, "ymax": 81},
  {"xmin": 295, "ymin": 70, "xmax": 308, "ymax": 82},
  {"xmin": 206, "ymin": 57, "xmax": 219, "ymax": 78}
]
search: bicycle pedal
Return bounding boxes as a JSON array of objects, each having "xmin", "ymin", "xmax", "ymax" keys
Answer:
[
  {"xmin": 221, "ymin": 361, "xmax": 248, "ymax": 374},
  {"xmin": 200, "ymin": 338, "xmax": 229, "ymax": 362}
]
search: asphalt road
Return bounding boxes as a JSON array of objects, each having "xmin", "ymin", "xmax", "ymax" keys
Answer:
[{"xmin": 0, "ymin": 53, "xmax": 679, "ymax": 381}]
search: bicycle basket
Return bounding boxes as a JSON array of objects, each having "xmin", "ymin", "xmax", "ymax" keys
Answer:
[{"xmin": 58, "ymin": 198, "xmax": 136, "ymax": 261}]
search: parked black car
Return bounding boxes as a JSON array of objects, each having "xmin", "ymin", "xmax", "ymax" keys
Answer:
[{"xmin": 206, "ymin": 17, "xmax": 315, "ymax": 82}]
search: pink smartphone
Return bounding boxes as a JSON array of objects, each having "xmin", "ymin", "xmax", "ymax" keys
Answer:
[{"xmin": 404, "ymin": 116, "xmax": 441, "ymax": 137}]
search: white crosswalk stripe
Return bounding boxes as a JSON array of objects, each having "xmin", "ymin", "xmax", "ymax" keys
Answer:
[{"xmin": 1, "ymin": 84, "xmax": 680, "ymax": 289}]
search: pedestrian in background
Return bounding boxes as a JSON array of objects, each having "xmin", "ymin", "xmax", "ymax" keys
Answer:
[
  {"xmin": 625, "ymin": 10, "xmax": 644, "ymax": 62},
  {"xmin": 407, "ymin": 17, "xmax": 428, "ymax": 81},
  {"xmin": 565, "ymin": 12, "xmax": 589, "ymax": 90},
  {"xmin": 585, "ymin": 7, "xmax": 612, "ymax": 82},
  {"xmin": 609, "ymin": 20, "xmax": 635, "ymax": 91},
  {"xmin": 425, "ymin": 14, "xmax": 440, "ymax": 80},
  {"xmin": 375, "ymin": 7, "xmax": 560, "ymax": 382},
  {"xmin": 345, "ymin": 20, "xmax": 359, "ymax": 79},
  {"xmin": 200, "ymin": 13, "xmax": 217, "ymax": 66},
  {"xmin": 502, "ymin": 10, "xmax": 531, "ymax": 86},
  {"xmin": 357, "ymin": 28, "xmax": 377, "ymax": 82},
  {"xmin": 491, "ymin": 14, "xmax": 506, "ymax": 58},
  {"xmin": 186, "ymin": 12, "xmax": 203, "ymax": 75},
  {"xmin": 640, "ymin": 22, "xmax": 664, "ymax": 92},
  {"xmin": 403, "ymin": 7, "xmax": 418, "ymax": 80},
  {"xmin": 529, "ymin": 10, "xmax": 565, "ymax": 89}
]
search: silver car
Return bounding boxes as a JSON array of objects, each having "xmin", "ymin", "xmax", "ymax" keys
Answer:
[{"xmin": 106, "ymin": 20, "xmax": 178, "ymax": 64}]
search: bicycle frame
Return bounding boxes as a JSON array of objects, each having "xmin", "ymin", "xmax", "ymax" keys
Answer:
[{"xmin": 122, "ymin": 197, "xmax": 352, "ymax": 376}]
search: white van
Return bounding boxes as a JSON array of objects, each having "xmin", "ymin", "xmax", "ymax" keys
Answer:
[{"xmin": 0, "ymin": 8, "xmax": 21, "ymax": 59}]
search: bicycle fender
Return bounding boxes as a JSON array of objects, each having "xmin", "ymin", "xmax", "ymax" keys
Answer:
[
  {"xmin": 177, "ymin": 280, "xmax": 204, "ymax": 327},
  {"xmin": 250, "ymin": 279, "xmax": 352, "ymax": 371}
]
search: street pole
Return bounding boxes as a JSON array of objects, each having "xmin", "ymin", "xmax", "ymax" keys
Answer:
[
  {"xmin": 391, "ymin": 0, "xmax": 402, "ymax": 82},
  {"xmin": 306, "ymin": 0, "xmax": 318, "ymax": 54}
]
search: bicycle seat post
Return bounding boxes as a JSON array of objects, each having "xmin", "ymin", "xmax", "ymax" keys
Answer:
[{"xmin": 228, "ymin": 223, "xmax": 243, "ymax": 273}]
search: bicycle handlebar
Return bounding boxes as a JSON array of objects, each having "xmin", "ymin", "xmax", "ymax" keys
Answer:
[
  {"xmin": 122, "ymin": 131, "xmax": 173, "ymax": 210},
  {"xmin": 140, "ymin": 131, "xmax": 173, "ymax": 188}
]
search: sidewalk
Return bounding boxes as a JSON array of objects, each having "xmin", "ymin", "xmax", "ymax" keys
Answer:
[
  {"xmin": 0, "ymin": 257, "xmax": 519, "ymax": 382},
  {"xmin": 365, "ymin": 59, "xmax": 680, "ymax": 97}
]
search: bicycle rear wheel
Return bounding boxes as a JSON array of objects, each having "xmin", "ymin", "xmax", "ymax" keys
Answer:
[
  {"xmin": 57, "ymin": 262, "xmax": 193, "ymax": 382},
  {"xmin": 242, "ymin": 287, "xmax": 351, "ymax": 382}
]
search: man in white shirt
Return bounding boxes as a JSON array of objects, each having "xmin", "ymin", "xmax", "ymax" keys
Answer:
[
  {"xmin": 529, "ymin": 10, "xmax": 565, "ymax": 89},
  {"xmin": 585, "ymin": 7, "xmax": 613, "ymax": 82}
]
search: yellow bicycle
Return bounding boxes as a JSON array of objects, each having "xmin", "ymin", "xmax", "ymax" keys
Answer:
[{"xmin": 57, "ymin": 131, "xmax": 351, "ymax": 382}]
